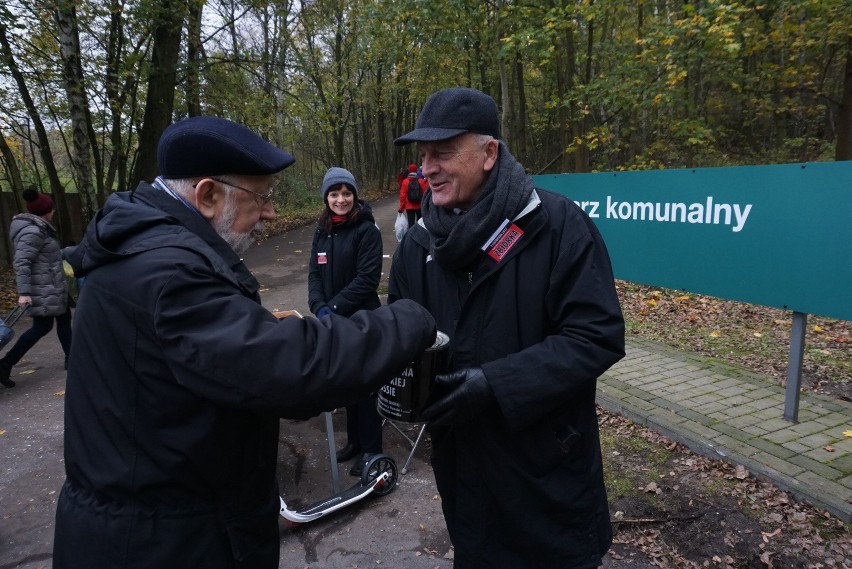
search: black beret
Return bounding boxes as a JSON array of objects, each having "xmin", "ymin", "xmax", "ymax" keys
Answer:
[
  {"xmin": 394, "ymin": 87, "xmax": 501, "ymax": 145},
  {"xmin": 157, "ymin": 116, "xmax": 295, "ymax": 178}
]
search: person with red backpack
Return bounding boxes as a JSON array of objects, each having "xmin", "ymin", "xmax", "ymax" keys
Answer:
[{"xmin": 398, "ymin": 163, "xmax": 428, "ymax": 226}]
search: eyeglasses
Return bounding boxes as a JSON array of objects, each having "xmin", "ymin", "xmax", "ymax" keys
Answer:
[{"xmin": 209, "ymin": 178, "xmax": 275, "ymax": 206}]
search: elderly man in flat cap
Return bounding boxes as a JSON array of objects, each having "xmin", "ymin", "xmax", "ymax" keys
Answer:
[
  {"xmin": 53, "ymin": 116, "xmax": 436, "ymax": 568},
  {"xmin": 388, "ymin": 88, "xmax": 625, "ymax": 568}
]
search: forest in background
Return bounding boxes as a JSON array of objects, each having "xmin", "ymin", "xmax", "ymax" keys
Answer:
[{"xmin": 1, "ymin": 0, "xmax": 850, "ymax": 248}]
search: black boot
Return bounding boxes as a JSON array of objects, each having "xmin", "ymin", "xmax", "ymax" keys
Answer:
[
  {"xmin": 335, "ymin": 443, "xmax": 360, "ymax": 463},
  {"xmin": 0, "ymin": 359, "xmax": 15, "ymax": 388},
  {"xmin": 349, "ymin": 453, "xmax": 380, "ymax": 477}
]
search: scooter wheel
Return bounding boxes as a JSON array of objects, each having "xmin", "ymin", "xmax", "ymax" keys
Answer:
[{"xmin": 361, "ymin": 454, "xmax": 397, "ymax": 496}]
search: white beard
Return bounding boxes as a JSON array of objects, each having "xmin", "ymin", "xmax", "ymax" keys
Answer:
[{"xmin": 213, "ymin": 195, "xmax": 262, "ymax": 255}]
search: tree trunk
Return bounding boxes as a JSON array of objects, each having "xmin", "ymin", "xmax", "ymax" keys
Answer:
[
  {"xmin": 54, "ymin": 0, "xmax": 95, "ymax": 237},
  {"xmin": 130, "ymin": 0, "xmax": 185, "ymax": 187},
  {"xmin": 835, "ymin": 39, "xmax": 852, "ymax": 161},
  {"xmin": 0, "ymin": 131, "xmax": 25, "ymax": 263},
  {"xmin": 0, "ymin": 22, "xmax": 71, "ymax": 243}
]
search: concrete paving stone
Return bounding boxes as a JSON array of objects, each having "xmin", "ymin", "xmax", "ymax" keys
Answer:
[
  {"xmin": 790, "ymin": 471, "xmax": 851, "ymax": 509},
  {"xmin": 814, "ymin": 412, "xmax": 852, "ymax": 428},
  {"xmin": 624, "ymin": 387, "xmax": 655, "ymax": 400},
  {"xmin": 839, "ymin": 475, "xmax": 852, "ymax": 491},
  {"xmin": 624, "ymin": 395, "xmax": 657, "ymax": 412},
  {"xmin": 750, "ymin": 451, "xmax": 806, "ymax": 478},
  {"xmin": 765, "ymin": 428, "xmax": 803, "ymax": 444},
  {"xmin": 741, "ymin": 424, "xmax": 771, "ymax": 437},
  {"xmin": 666, "ymin": 391, "xmax": 697, "ymax": 403},
  {"xmin": 830, "ymin": 437, "xmax": 852, "ymax": 454},
  {"xmin": 643, "ymin": 380, "xmax": 673, "ymax": 392},
  {"xmin": 761, "ymin": 417, "xmax": 801, "ymax": 433},
  {"xmin": 781, "ymin": 440, "xmax": 812, "ymax": 454},
  {"xmin": 651, "ymin": 398, "xmax": 686, "ymax": 413},
  {"xmin": 689, "ymin": 394, "xmax": 722, "ymax": 406},
  {"xmin": 751, "ymin": 399, "xmax": 786, "ymax": 414},
  {"xmin": 746, "ymin": 437, "xmax": 797, "ymax": 459},
  {"xmin": 789, "ymin": 421, "xmax": 837, "ymax": 437},
  {"xmin": 797, "ymin": 432, "xmax": 841, "ymax": 449},
  {"xmin": 805, "ymin": 447, "xmax": 848, "ymax": 466},
  {"xmin": 676, "ymin": 409, "xmax": 715, "ymax": 426},
  {"xmin": 692, "ymin": 401, "xmax": 728, "ymax": 415},
  {"xmin": 707, "ymin": 412, "xmax": 729, "ymax": 423},
  {"xmin": 720, "ymin": 404, "xmax": 759, "ymax": 419},
  {"xmin": 788, "ymin": 454, "xmax": 844, "ymax": 481},
  {"xmin": 716, "ymin": 386, "xmax": 750, "ymax": 398},
  {"xmin": 712, "ymin": 422, "xmax": 755, "ymax": 443},
  {"xmin": 726, "ymin": 413, "xmax": 765, "ymax": 428},
  {"xmin": 712, "ymin": 434, "xmax": 760, "ymax": 460},
  {"xmin": 715, "ymin": 395, "xmax": 753, "ymax": 407}
]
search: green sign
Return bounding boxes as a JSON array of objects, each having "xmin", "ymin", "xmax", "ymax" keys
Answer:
[{"xmin": 533, "ymin": 162, "xmax": 852, "ymax": 321}]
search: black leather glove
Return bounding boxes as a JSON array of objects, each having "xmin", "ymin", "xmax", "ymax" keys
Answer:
[{"xmin": 422, "ymin": 368, "xmax": 494, "ymax": 428}]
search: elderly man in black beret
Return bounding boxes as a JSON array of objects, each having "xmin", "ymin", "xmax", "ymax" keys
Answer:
[
  {"xmin": 54, "ymin": 116, "xmax": 437, "ymax": 568},
  {"xmin": 388, "ymin": 88, "xmax": 625, "ymax": 568}
]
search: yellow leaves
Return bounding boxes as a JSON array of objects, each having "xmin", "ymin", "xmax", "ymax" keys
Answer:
[
  {"xmin": 0, "ymin": 429, "xmax": 6, "ymax": 436},
  {"xmin": 811, "ymin": 325, "xmax": 824, "ymax": 334},
  {"xmin": 753, "ymin": 332, "xmax": 763, "ymax": 338},
  {"xmin": 20, "ymin": 370, "xmax": 34, "ymax": 375},
  {"xmin": 55, "ymin": 390, "xmax": 65, "ymax": 396},
  {"xmin": 843, "ymin": 430, "xmax": 852, "ymax": 438},
  {"xmin": 646, "ymin": 299, "xmax": 658, "ymax": 308},
  {"xmin": 710, "ymin": 330, "xmax": 722, "ymax": 338}
]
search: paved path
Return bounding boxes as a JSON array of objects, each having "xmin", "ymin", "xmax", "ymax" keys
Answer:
[{"xmin": 597, "ymin": 337, "xmax": 852, "ymax": 522}]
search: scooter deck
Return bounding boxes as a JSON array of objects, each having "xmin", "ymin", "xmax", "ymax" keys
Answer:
[{"xmin": 279, "ymin": 472, "xmax": 390, "ymax": 523}]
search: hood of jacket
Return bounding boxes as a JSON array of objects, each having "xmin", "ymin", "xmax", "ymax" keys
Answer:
[
  {"xmin": 65, "ymin": 182, "xmax": 249, "ymax": 285},
  {"xmin": 10, "ymin": 213, "xmax": 56, "ymax": 242}
]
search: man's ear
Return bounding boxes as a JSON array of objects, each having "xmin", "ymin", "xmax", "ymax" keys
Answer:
[
  {"xmin": 192, "ymin": 179, "xmax": 219, "ymax": 221},
  {"xmin": 483, "ymin": 138, "xmax": 499, "ymax": 172}
]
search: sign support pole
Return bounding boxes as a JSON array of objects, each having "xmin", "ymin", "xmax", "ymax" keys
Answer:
[{"xmin": 783, "ymin": 312, "xmax": 807, "ymax": 422}]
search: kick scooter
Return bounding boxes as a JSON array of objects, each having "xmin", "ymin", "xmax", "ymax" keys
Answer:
[{"xmin": 278, "ymin": 411, "xmax": 399, "ymax": 526}]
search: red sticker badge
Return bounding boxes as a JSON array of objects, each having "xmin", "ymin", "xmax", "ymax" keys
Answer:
[{"xmin": 482, "ymin": 220, "xmax": 524, "ymax": 262}]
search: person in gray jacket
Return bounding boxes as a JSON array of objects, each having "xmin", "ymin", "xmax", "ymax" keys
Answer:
[{"xmin": 0, "ymin": 188, "xmax": 71, "ymax": 388}]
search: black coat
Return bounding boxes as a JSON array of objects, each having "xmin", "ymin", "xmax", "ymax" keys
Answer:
[
  {"xmin": 388, "ymin": 189, "xmax": 625, "ymax": 568},
  {"xmin": 54, "ymin": 182, "xmax": 436, "ymax": 568},
  {"xmin": 308, "ymin": 202, "xmax": 382, "ymax": 317}
]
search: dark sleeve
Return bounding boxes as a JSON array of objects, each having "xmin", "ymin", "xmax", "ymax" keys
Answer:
[
  {"xmin": 328, "ymin": 223, "xmax": 382, "ymax": 315},
  {"xmin": 154, "ymin": 263, "xmax": 437, "ymax": 417}
]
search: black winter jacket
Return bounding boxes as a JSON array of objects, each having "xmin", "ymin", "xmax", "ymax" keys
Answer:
[
  {"xmin": 54, "ymin": 182, "xmax": 436, "ymax": 568},
  {"xmin": 308, "ymin": 201, "xmax": 382, "ymax": 317},
  {"xmin": 388, "ymin": 189, "xmax": 625, "ymax": 569}
]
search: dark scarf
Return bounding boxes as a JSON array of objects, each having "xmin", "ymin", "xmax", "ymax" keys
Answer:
[{"xmin": 421, "ymin": 141, "xmax": 533, "ymax": 270}]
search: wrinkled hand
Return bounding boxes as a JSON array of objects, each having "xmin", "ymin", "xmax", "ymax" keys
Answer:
[
  {"xmin": 316, "ymin": 306, "xmax": 333, "ymax": 319},
  {"xmin": 422, "ymin": 368, "xmax": 494, "ymax": 428},
  {"xmin": 18, "ymin": 295, "xmax": 32, "ymax": 307}
]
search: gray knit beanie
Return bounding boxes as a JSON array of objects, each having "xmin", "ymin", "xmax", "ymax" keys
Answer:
[{"xmin": 320, "ymin": 167, "xmax": 358, "ymax": 199}]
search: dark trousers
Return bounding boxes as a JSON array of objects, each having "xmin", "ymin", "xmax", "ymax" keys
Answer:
[
  {"xmin": 2, "ymin": 310, "xmax": 72, "ymax": 365},
  {"xmin": 405, "ymin": 208, "xmax": 422, "ymax": 227},
  {"xmin": 346, "ymin": 393, "xmax": 382, "ymax": 453}
]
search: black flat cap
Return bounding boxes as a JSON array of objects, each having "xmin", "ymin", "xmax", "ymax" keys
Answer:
[
  {"xmin": 157, "ymin": 116, "xmax": 295, "ymax": 178},
  {"xmin": 394, "ymin": 87, "xmax": 500, "ymax": 145}
]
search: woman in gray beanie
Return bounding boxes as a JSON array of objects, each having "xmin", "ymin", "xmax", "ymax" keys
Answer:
[{"xmin": 307, "ymin": 167, "xmax": 386, "ymax": 475}]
